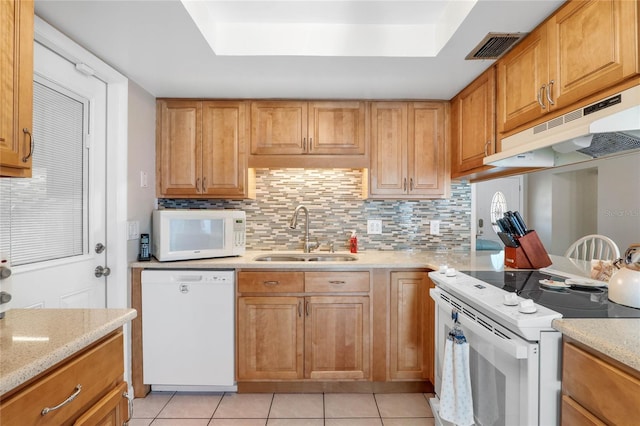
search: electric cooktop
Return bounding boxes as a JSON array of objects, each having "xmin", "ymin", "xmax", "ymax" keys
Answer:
[{"xmin": 461, "ymin": 270, "xmax": 640, "ymax": 318}]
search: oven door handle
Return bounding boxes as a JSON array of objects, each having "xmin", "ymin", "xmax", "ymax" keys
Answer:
[{"xmin": 433, "ymin": 292, "xmax": 531, "ymax": 360}]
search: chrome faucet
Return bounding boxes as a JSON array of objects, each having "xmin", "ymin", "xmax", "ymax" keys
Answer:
[{"xmin": 289, "ymin": 205, "xmax": 319, "ymax": 253}]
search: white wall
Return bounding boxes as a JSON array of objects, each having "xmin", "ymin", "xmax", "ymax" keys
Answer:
[
  {"xmin": 597, "ymin": 153, "xmax": 640, "ymax": 253},
  {"xmin": 126, "ymin": 81, "xmax": 156, "ymax": 266},
  {"xmin": 525, "ymin": 152, "xmax": 640, "ymax": 256}
]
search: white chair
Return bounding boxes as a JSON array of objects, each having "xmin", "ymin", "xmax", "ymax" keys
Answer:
[{"xmin": 564, "ymin": 234, "xmax": 621, "ymax": 261}]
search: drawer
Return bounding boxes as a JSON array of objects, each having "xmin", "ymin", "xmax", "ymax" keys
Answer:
[
  {"xmin": 561, "ymin": 395, "xmax": 605, "ymax": 426},
  {"xmin": 0, "ymin": 331, "xmax": 124, "ymax": 425},
  {"xmin": 305, "ymin": 271, "xmax": 370, "ymax": 292},
  {"xmin": 562, "ymin": 342, "xmax": 640, "ymax": 425},
  {"xmin": 238, "ymin": 271, "xmax": 304, "ymax": 293}
]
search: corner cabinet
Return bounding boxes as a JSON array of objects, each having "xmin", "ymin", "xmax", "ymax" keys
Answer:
[
  {"xmin": 450, "ymin": 67, "xmax": 496, "ymax": 178},
  {"xmin": 156, "ymin": 99, "xmax": 253, "ymax": 199},
  {"xmin": 237, "ymin": 271, "xmax": 370, "ymax": 381},
  {"xmin": 389, "ymin": 271, "xmax": 435, "ymax": 382},
  {"xmin": 0, "ymin": 0, "xmax": 33, "ymax": 178},
  {"xmin": 0, "ymin": 330, "xmax": 130, "ymax": 425},
  {"xmin": 497, "ymin": 0, "xmax": 639, "ymax": 134},
  {"xmin": 368, "ymin": 102, "xmax": 449, "ymax": 199}
]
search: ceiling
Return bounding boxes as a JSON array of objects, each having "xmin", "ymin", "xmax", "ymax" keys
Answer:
[{"xmin": 34, "ymin": 0, "xmax": 564, "ymax": 100}]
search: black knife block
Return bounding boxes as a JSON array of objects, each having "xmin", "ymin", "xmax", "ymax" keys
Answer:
[{"xmin": 504, "ymin": 230, "xmax": 552, "ymax": 269}]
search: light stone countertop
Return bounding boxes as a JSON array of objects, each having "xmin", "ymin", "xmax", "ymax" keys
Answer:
[
  {"xmin": 130, "ymin": 249, "xmax": 639, "ymax": 373},
  {"xmin": 129, "ymin": 249, "xmax": 512, "ymax": 271},
  {"xmin": 0, "ymin": 308, "xmax": 137, "ymax": 396},
  {"xmin": 552, "ymin": 318, "xmax": 640, "ymax": 372}
]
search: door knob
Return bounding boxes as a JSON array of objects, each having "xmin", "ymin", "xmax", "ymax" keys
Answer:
[
  {"xmin": 94, "ymin": 266, "xmax": 111, "ymax": 278},
  {"xmin": 0, "ymin": 266, "xmax": 11, "ymax": 280}
]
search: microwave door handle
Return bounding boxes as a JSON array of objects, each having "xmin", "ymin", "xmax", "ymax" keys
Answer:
[{"xmin": 433, "ymin": 292, "xmax": 530, "ymax": 360}]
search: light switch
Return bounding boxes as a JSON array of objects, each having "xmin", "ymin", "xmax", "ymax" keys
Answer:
[
  {"xmin": 127, "ymin": 221, "xmax": 140, "ymax": 240},
  {"xmin": 140, "ymin": 171, "xmax": 148, "ymax": 188}
]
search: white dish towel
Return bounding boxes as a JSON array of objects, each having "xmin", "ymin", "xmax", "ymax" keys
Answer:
[{"xmin": 439, "ymin": 336, "xmax": 474, "ymax": 425}]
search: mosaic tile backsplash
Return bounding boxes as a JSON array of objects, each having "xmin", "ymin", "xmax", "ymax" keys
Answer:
[{"xmin": 159, "ymin": 169, "xmax": 471, "ymax": 252}]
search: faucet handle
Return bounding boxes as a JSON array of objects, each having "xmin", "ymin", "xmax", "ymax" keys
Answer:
[{"xmin": 307, "ymin": 238, "xmax": 320, "ymax": 253}]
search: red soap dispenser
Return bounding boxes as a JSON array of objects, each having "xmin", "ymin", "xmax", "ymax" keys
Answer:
[{"xmin": 349, "ymin": 231, "xmax": 358, "ymax": 253}]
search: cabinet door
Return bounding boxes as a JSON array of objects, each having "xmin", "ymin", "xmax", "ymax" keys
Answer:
[
  {"xmin": 156, "ymin": 100, "xmax": 202, "ymax": 196},
  {"xmin": 451, "ymin": 67, "xmax": 495, "ymax": 175},
  {"xmin": 237, "ymin": 296, "xmax": 304, "ymax": 380},
  {"xmin": 497, "ymin": 25, "xmax": 549, "ymax": 133},
  {"xmin": 250, "ymin": 101, "xmax": 307, "ymax": 154},
  {"xmin": 308, "ymin": 101, "xmax": 366, "ymax": 155},
  {"xmin": 369, "ymin": 102, "xmax": 408, "ymax": 196},
  {"xmin": 408, "ymin": 102, "xmax": 448, "ymax": 197},
  {"xmin": 304, "ymin": 296, "xmax": 370, "ymax": 380},
  {"xmin": 389, "ymin": 271, "xmax": 430, "ymax": 380},
  {"xmin": 201, "ymin": 101, "xmax": 248, "ymax": 197},
  {"xmin": 73, "ymin": 382, "xmax": 129, "ymax": 426},
  {"xmin": 0, "ymin": 0, "xmax": 33, "ymax": 177},
  {"xmin": 549, "ymin": 0, "xmax": 639, "ymax": 110}
]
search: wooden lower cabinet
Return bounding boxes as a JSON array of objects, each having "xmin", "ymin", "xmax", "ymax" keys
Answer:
[
  {"xmin": 0, "ymin": 330, "xmax": 130, "ymax": 426},
  {"xmin": 237, "ymin": 295, "xmax": 370, "ymax": 381},
  {"xmin": 389, "ymin": 271, "xmax": 434, "ymax": 381},
  {"xmin": 237, "ymin": 271, "xmax": 371, "ymax": 382},
  {"xmin": 561, "ymin": 340, "xmax": 640, "ymax": 425},
  {"xmin": 237, "ymin": 296, "xmax": 304, "ymax": 380},
  {"xmin": 305, "ymin": 296, "xmax": 370, "ymax": 380}
]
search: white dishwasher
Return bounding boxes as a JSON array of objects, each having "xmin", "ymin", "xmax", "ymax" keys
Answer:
[{"xmin": 142, "ymin": 269, "xmax": 236, "ymax": 392}]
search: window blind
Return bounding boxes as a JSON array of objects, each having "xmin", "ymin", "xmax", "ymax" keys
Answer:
[{"xmin": 0, "ymin": 80, "xmax": 86, "ymax": 266}]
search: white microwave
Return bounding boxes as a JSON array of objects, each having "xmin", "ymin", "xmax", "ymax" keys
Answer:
[{"xmin": 152, "ymin": 209, "xmax": 246, "ymax": 262}]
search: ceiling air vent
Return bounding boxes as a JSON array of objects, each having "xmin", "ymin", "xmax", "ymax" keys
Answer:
[{"xmin": 465, "ymin": 32, "xmax": 527, "ymax": 60}]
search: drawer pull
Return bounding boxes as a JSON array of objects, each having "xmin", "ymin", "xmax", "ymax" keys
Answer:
[
  {"xmin": 41, "ymin": 384, "xmax": 82, "ymax": 416},
  {"xmin": 329, "ymin": 280, "xmax": 346, "ymax": 285},
  {"xmin": 263, "ymin": 280, "xmax": 279, "ymax": 286}
]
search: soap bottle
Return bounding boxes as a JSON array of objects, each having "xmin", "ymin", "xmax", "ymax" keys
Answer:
[{"xmin": 349, "ymin": 231, "xmax": 358, "ymax": 253}]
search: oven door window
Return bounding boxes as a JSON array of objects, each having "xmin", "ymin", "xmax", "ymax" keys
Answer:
[{"xmin": 435, "ymin": 303, "xmax": 539, "ymax": 426}]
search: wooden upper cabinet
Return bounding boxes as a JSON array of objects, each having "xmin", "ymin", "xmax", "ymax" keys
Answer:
[
  {"xmin": 157, "ymin": 100, "xmax": 201, "ymax": 196},
  {"xmin": 251, "ymin": 101, "xmax": 307, "ymax": 154},
  {"xmin": 451, "ymin": 67, "xmax": 496, "ymax": 177},
  {"xmin": 497, "ymin": 0, "xmax": 639, "ymax": 134},
  {"xmin": 251, "ymin": 101, "xmax": 367, "ymax": 155},
  {"xmin": 0, "ymin": 0, "xmax": 33, "ymax": 178},
  {"xmin": 369, "ymin": 101, "xmax": 448, "ymax": 199},
  {"xmin": 496, "ymin": 25, "xmax": 550, "ymax": 132},
  {"xmin": 156, "ymin": 99, "xmax": 251, "ymax": 199},
  {"xmin": 201, "ymin": 101, "xmax": 248, "ymax": 197},
  {"xmin": 308, "ymin": 101, "xmax": 366, "ymax": 155},
  {"xmin": 548, "ymin": 0, "xmax": 639, "ymax": 109}
]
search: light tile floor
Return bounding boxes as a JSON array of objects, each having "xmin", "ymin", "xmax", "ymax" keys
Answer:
[{"xmin": 130, "ymin": 392, "xmax": 436, "ymax": 426}]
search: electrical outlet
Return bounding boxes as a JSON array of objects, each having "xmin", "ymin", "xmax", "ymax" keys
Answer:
[
  {"xmin": 430, "ymin": 220, "xmax": 441, "ymax": 235},
  {"xmin": 367, "ymin": 219, "xmax": 382, "ymax": 235}
]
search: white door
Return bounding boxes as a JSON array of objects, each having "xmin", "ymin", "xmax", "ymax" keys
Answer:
[
  {"xmin": 473, "ymin": 176, "xmax": 522, "ymax": 249},
  {"xmin": 0, "ymin": 41, "xmax": 108, "ymax": 309}
]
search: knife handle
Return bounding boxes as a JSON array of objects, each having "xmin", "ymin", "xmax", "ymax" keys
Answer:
[{"xmin": 513, "ymin": 211, "xmax": 528, "ymax": 234}]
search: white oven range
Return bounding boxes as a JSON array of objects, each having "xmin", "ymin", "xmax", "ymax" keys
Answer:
[{"xmin": 428, "ymin": 271, "xmax": 563, "ymax": 426}]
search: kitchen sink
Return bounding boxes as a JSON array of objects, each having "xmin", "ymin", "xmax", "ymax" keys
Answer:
[{"xmin": 254, "ymin": 253, "xmax": 357, "ymax": 262}]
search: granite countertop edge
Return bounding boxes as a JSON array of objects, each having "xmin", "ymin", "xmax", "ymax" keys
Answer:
[
  {"xmin": 552, "ymin": 318, "xmax": 640, "ymax": 372},
  {"xmin": 0, "ymin": 308, "xmax": 137, "ymax": 396}
]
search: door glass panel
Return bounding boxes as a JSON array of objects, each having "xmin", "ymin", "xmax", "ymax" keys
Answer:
[{"xmin": 0, "ymin": 79, "xmax": 87, "ymax": 266}]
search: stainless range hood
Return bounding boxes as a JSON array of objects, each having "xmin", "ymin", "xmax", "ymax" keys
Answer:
[{"xmin": 484, "ymin": 85, "xmax": 640, "ymax": 168}]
